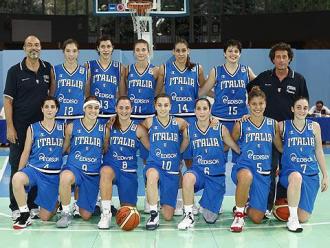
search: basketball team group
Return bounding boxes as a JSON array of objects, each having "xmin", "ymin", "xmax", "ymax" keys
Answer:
[{"xmin": 3, "ymin": 35, "xmax": 328, "ymax": 233}]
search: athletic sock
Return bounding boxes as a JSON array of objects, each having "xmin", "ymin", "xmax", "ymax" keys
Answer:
[
  {"xmin": 236, "ymin": 206, "xmax": 245, "ymax": 213},
  {"xmin": 184, "ymin": 205, "xmax": 193, "ymax": 214},
  {"xmin": 19, "ymin": 205, "xmax": 29, "ymax": 213},
  {"xmin": 101, "ymin": 200, "xmax": 111, "ymax": 213},
  {"xmin": 288, "ymin": 206, "xmax": 298, "ymax": 219},
  {"xmin": 150, "ymin": 204, "xmax": 158, "ymax": 212},
  {"xmin": 62, "ymin": 204, "xmax": 70, "ymax": 213}
]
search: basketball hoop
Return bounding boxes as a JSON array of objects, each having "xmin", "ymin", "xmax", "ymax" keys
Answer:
[
  {"xmin": 127, "ymin": 0, "xmax": 153, "ymax": 16},
  {"xmin": 127, "ymin": 0, "xmax": 153, "ymax": 33}
]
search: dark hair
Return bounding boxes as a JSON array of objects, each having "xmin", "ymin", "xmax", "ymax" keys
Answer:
[
  {"xmin": 316, "ymin": 100, "xmax": 324, "ymax": 106},
  {"xmin": 113, "ymin": 96, "xmax": 132, "ymax": 130},
  {"xmin": 223, "ymin": 39, "xmax": 242, "ymax": 53},
  {"xmin": 174, "ymin": 38, "xmax": 196, "ymax": 70},
  {"xmin": 293, "ymin": 96, "xmax": 309, "ymax": 107},
  {"xmin": 154, "ymin": 93, "xmax": 171, "ymax": 116},
  {"xmin": 195, "ymin": 97, "xmax": 211, "ymax": 110},
  {"xmin": 154, "ymin": 93, "xmax": 171, "ymax": 104},
  {"xmin": 134, "ymin": 39, "xmax": 150, "ymax": 52},
  {"xmin": 62, "ymin": 38, "xmax": 79, "ymax": 51},
  {"xmin": 269, "ymin": 42, "xmax": 293, "ymax": 62},
  {"xmin": 248, "ymin": 86, "xmax": 266, "ymax": 103},
  {"xmin": 41, "ymin": 96, "xmax": 59, "ymax": 109},
  {"xmin": 84, "ymin": 95, "xmax": 99, "ymax": 103},
  {"xmin": 96, "ymin": 35, "xmax": 113, "ymax": 55}
]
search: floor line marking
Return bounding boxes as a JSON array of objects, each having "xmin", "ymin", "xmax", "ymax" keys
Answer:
[{"xmin": 1, "ymin": 221, "xmax": 330, "ymax": 232}]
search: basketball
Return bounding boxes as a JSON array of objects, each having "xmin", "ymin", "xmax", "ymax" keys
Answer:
[
  {"xmin": 116, "ymin": 206, "xmax": 140, "ymax": 231},
  {"xmin": 273, "ymin": 198, "xmax": 290, "ymax": 222}
]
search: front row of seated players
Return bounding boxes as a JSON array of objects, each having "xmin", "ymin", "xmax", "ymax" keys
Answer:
[{"xmin": 11, "ymin": 90, "xmax": 328, "ymax": 232}]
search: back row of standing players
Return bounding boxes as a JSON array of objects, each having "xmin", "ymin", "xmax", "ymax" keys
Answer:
[{"xmin": 10, "ymin": 36, "xmax": 328, "ymax": 232}]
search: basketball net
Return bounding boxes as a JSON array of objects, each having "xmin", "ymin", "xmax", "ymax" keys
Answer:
[{"xmin": 127, "ymin": 1, "xmax": 154, "ymax": 59}]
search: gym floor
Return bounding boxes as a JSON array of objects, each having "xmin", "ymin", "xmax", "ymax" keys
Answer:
[{"xmin": 0, "ymin": 148, "xmax": 330, "ymax": 248}]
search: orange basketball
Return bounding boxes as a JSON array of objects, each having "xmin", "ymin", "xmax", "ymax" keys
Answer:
[
  {"xmin": 273, "ymin": 198, "xmax": 289, "ymax": 222},
  {"xmin": 116, "ymin": 206, "xmax": 140, "ymax": 231}
]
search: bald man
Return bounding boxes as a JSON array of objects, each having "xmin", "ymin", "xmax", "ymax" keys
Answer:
[{"xmin": 3, "ymin": 35, "xmax": 52, "ymax": 221}]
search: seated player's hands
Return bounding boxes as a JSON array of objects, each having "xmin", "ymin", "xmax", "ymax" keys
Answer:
[
  {"xmin": 209, "ymin": 117, "xmax": 219, "ymax": 127},
  {"xmin": 240, "ymin": 114, "xmax": 250, "ymax": 122}
]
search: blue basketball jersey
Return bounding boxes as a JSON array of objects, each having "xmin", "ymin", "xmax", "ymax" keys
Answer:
[
  {"xmin": 103, "ymin": 121, "xmax": 140, "ymax": 172},
  {"xmin": 27, "ymin": 121, "xmax": 64, "ymax": 173},
  {"xmin": 164, "ymin": 62, "xmax": 199, "ymax": 116},
  {"xmin": 281, "ymin": 120, "xmax": 319, "ymax": 175},
  {"xmin": 236, "ymin": 117, "xmax": 275, "ymax": 174},
  {"xmin": 189, "ymin": 121, "xmax": 226, "ymax": 175},
  {"xmin": 88, "ymin": 60, "xmax": 121, "ymax": 115},
  {"xmin": 53, "ymin": 64, "xmax": 87, "ymax": 118},
  {"xmin": 147, "ymin": 116, "xmax": 181, "ymax": 173},
  {"xmin": 127, "ymin": 63, "xmax": 156, "ymax": 117},
  {"xmin": 212, "ymin": 64, "xmax": 250, "ymax": 120},
  {"xmin": 66, "ymin": 119, "xmax": 105, "ymax": 175}
]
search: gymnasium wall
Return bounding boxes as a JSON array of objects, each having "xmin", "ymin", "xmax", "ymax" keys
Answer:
[{"xmin": 1, "ymin": 49, "xmax": 329, "ymax": 109}]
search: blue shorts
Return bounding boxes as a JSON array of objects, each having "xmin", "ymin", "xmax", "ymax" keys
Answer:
[
  {"xmin": 181, "ymin": 116, "xmax": 196, "ymax": 160},
  {"xmin": 185, "ymin": 168, "xmax": 226, "ymax": 214},
  {"xmin": 64, "ymin": 166, "xmax": 100, "ymax": 214},
  {"xmin": 231, "ymin": 165, "xmax": 270, "ymax": 213},
  {"xmin": 104, "ymin": 165, "xmax": 138, "ymax": 205},
  {"xmin": 22, "ymin": 166, "xmax": 59, "ymax": 212},
  {"xmin": 144, "ymin": 164, "xmax": 179, "ymax": 208},
  {"xmin": 280, "ymin": 172, "xmax": 319, "ymax": 214}
]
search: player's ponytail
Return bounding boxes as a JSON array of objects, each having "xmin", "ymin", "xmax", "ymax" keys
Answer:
[
  {"xmin": 185, "ymin": 54, "xmax": 196, "ymax": 70},
  {"xmin": 248, "ymin": 86, "xmax": 266, "ymax": 103}
]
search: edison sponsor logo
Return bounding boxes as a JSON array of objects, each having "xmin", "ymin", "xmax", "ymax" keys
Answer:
[
  {"xmin": 290, "ymin": 153, "xmax": 314, "ymax": 163},
  {"xmin": 38, "ymin": 153, "xmax": 60, "ymax": 163},
  {"xmin": 155, "ymin": 148, "xmax": 177, "ymax": 159},
  {"xmin": 129, "ymin": 94, "xmax": 150, "ymax": 104},
  {"xmin": 113, "ymin": 151, "xmax": 134, "ymax": 161},
  {"xmin": 74, "ymin": 151, "xmax": 97, "ymax": 163},
  {"xmin": 58, "ymin": 94, "xmax": 79, "ymax": 104},
  {"xmin": 94, "ymin": 88, "xmax": 114, "ymax": 99},
  {"xmin": 222, "ymin": 95, "xmax": 244, "ymax": 105},
  {"xmin": 171, "ymin": 92, "xmax": 193, "ymax": 102},
  {"xmin": 196, "ymin": 155, "xmax": 219, "ymax": 165},
  {"xmin": 247, "ymin": 150, "xmax": 270, "ymax": 160}
]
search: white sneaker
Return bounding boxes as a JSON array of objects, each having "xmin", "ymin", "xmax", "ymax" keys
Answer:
[
  {"xmin": 146, "ymin": 210, "xmax": 159, "ymax": 230},
  {"xmin": 174, "ymin": 199, "xmax": 183, "ymax": 216},
  {"xmin": 178, "ymin": 212, "xmax": 195, "ymax": 230},
  {"xmin": 230, "ymin": 212, "xmax": 245, "ymax": 232},
  {"xmin": 98, "ymin": 211, "xmax": 112, "ymax": 229},
  {"xmin": 192, "ymin": 204, "xmax": 199, "ymax": 216},
  {"xmin": 72, "ymin": 202, "xmax": 80, "ymax": 218},
  {"xmin": 30, "ymin": 208, "xmax": 40, "ymax": 219},
  {"xmin": 56, "ymin": 212, "xmax": 72, "ymax": 228},
  {"xmin": 12, "ymin": 210, "xmax": 20, "ymax": 222},
  {"xmin": 264, "ymin": 209, "xmax": 272, "ymax": 219},
  {"xmin": 287, "ymin": 217, "xmax": 303, "ymax": 232},
  {"xmin": 144, "ymin": 197, "xmax": 151, "ymax": 214}
]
